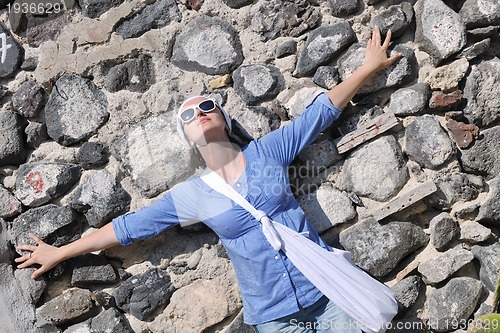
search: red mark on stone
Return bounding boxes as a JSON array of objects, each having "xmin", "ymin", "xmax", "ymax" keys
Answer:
[{"xmin": 25, "ymin": 171, "xmax": 44, "ymax": 194}]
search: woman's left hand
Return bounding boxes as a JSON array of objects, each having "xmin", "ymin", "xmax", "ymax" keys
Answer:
[{"xmin": 363, "ymin": 26, "xmax": 402, "ymax": 73}]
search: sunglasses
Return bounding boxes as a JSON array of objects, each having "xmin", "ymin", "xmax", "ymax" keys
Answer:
[{"xmin": 179, "ymin": 100, "xmax": 217, "ymax": 123}]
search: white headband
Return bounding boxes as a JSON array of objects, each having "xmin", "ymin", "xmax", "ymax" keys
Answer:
[{"xmin": 176, "ymin": 95, "xmax": 232, "ymax": 145}]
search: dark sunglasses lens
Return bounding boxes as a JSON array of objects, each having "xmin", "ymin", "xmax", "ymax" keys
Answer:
[
  {"xmin": 199, "ymin": 100, "xmax": 215, "ymax": 111},
  {"xmin": 180, "ymin": 108, "xmax": 195, "ymax": 122}
]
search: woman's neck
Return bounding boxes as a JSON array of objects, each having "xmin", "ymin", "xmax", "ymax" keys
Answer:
[{"xmin": 197, "ymin": 142, "xmax": 245, "ymax": 183}]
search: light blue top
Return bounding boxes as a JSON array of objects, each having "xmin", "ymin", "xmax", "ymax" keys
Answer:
[{"xmin": 112, "ymin": 92, "xmax": 343, "ymax": 325}]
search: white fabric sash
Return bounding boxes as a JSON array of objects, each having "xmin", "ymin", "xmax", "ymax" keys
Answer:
[{"xmin": 201, "ymin": 170, "xmax": 398, "ymax": 333}]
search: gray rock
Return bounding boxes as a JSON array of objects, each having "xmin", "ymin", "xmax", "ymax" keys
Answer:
[
  {"xmin": 342, "ymin": 135, "xmax": 408, "ymax": 201},
  {"xmin": 171, "ymin": 15, "xmax": 243, "ymax": 75},
  {"xmin": 0, "ymin": 111, "xmax": 26, "ymax": 166},
  {"xmin": 370, "ymin": 2, "xmax": 414, "ymax": 39},
  {"xmin": 463, "ymin": 57, "xmax": 500, "ymax": 127},
  {"xmin": 71, "ymin": 254, "xmax": 118, "ymax": 286},
  {"xmin": 115, "ymin": 0, "xmax": 180, "ymax": 39},
  {"xmin": 338, "ymin": 44, "xmax": 417, "ymax": 94},
  {"xmin": 459, "ymin": 0, "xmax": 500, "ymax": 29},
  {"xmin": 336, "ymin": 104, "xmax": 384, "ymax": 136},
  {"xmin": 25, "ymin": 122, "xmax": 48, "ymax": 148},
  {"xmin": 76, "ymin": 142, "xmax": 108, "ymax": 169},
  {"xmin": 64, "ymin": 322, "xmax": 92, "ymax": 333},
  {"xmin": 12, "ymin": 80, "xmax": 45, "ymax": 118},
  {"xmin": 111, "ymin": 112, "xmax": 193, "ymax": 198},
  {"xmin": 251, "ymin": 0, "xmax": 321, "ymax": 42},
  {"xmin": 14, "ymin": 267, "xmax": 47, "ymax": 304},
  {"xmin": 459, "ymin": 126, "xmax": 500, "ymax": 179},
  {"xmin": 11, "ymin": 204, "xmax": 75, "ymax": 254},
  {"xmin": 113, "ymin": 268, "xmax": 175, "ymax": 320},
  {"xmin": 36, "ymin": 288, "xmax": 97, "ymax": 326},
  {"xmin": 467, "ymin": 25, "xmax": 500, "ymax": 41},
  {"xmin": 339, "ymin": 218, "xmax": 429, "ymax": 277},
  {"xmin": 275, "ymin": 40, "xmax": 297, "ymax": 58},
  {"xmin": 71, "ymin": 169, "xmax": 131, "ymax": 228},
  {"xmin": 106, "ymin": 54, "xmax": 155, "ymax": 93},
  {"xmin": 0, "ymin": 184, "xmax": 22, "ymax": 218},
  {"xmin": 20, "ymin": 57, "xmax": 38, "ymax": 71},
  {"xmin": 429, "ymin": 212, "xmax": 458, "ymax": 251},
  {"xmin": 313, "ymin": 66, "xmax": 339, "ymax": 90},
  {"xmin": 221, "ymin": 309, "xmax": 254, "ymax": 333},
  {"xmin": 404, "ymin": 115, "xmax": 455, "ymax": 170},
  {"xmin": 26, "ymin": 13, "xmax": 70, "ymax": 48},
  {"xmin": 231, "ymin": 106, "xmax": 281, "ymax": 139},
  {"xmin": 476, "ymin": 175, "xmax": 500, "ymax": 225},
  {"xmin": 414, "ymin": 0, "xmax": 467, "ymax": 63},
  {"xmin": 0, "ymin": 238, "xmax": 41, "ymax": 333},
  {"xmin": 471, "ymin": 243, "xmax": 500, "ymax": 292},
  {"xmin": 232, "ymin": 64, "xmax": 284, "ymax": 105},
  {"xmin": 88, "ymin": 307, "xmax": 133, "ymax": 333},
  {"xmin": 294, "ymin": 22, "xmax": 356, "ymax": 77},
  {"xmin": 15, "ymin": 162, "xmax": 81, "ymax": 207},
  {"xmin": 426, "ymin": 277, "xmax": 483, "ymax": 332},
  {"xmin": 425, "ymin": 173, "xmax": 483, "ymax": 211},
  {"xmin": 392, "ymin": 275, "xmax": 423, "ymax": 314},
  {"xmin": 328, "ymin": 0, "xmax": 359, "ymax": 17},
  {"xmin": 294, "ymin": 138, "xmax": 342, "ymax": 174},
  {"xmin": 222, "ymin": 0, "xmax": 253, "ymax": 8},
  {"xmin": 0, "ymin": 25, "xmax": 23, "ymax": 78},
  {"xmin": 459, "ymin": 221, "xmax": 492, "ymax": 243},
  {"xmin": 298, "ymin": 183, "xmax": 356, "ymax": 233},
  {"xmin": 80, "ymin": 0, "xmax": 125, "ymax": 19},
  {"xmin": 388, "ymin": 83, "xmax": 430, "ymax": 116},
  {"xmin": 458, "ymin": 38, "xmax": 491, "ymax": 61},
  {"xmin": 366, "ymin": 0, "xmax": 384, "ymax": 4},
  {"xmin": 45, "ymin": 74, "xmax": 109, "ymax": 146},
  {"xmin": 418, "ymin": 247, "xmax": 474, "ymax": 285}
]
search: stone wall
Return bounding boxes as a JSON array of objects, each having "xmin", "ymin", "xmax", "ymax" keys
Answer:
[{"xmin": 0, "ymin": 0, "xmax": 499, "ymax": 332}]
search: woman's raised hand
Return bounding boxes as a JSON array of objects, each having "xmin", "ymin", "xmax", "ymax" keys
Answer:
[
  {"xmin": 363, "ymin": 26, "xmax": 402, "ymax": 73},
  {"xmin": 15, "ymin": 233, "xmax": 64, "ymax": 279}
]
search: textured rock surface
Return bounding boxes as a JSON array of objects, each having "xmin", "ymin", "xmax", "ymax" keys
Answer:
[
  {"xmin": 339, "ymin": 218, "xmax": 429, "ymax": 277},
  {"xmin": 426, "ymin": 277, "xmax": 482, "ymax": 332},
  {"xmin": 404, "ymin": 115, "xmax": 455, "ymax": 170},
  {"xmin": 294, "ymin": 22, "xmax": 356, "ymax": 77},
  {"xmin": 418, "ymin": 247, "xmax": 474, "ymax": 284},
  {"xmin": 462, "ymin": 57, "xmax": 500, "ymax": 127},
  {"xmin": 459, "ymin": 126, "xmax": 500, "ymax": 178},
  {"xmin": 45, "ymin": 74, "xmax": 109, "ymax": 146},
  {"xmin": 388, "ymin": 82, "xmax": 430, "ymax": 116},
  {"xmin": 0, "ymin": 111, "xmax": 26, "ymax": 166},
  {"xmin": 298, "ymin": 183, "xmax": 356, "ymax": 233},
  {"xmin": 342, "ymin": 135, "xmax": 408, "ymax": 201},
  {"xmin": 415, "ymin": 0, "xmax": 467, "ymax": 63},
  {"xmin": 233, "ymin": 64, "xmax": 284, "ymax": 105},
  {"xmin": 172, "ymin": 15, "xmax": 243, "ymax": 75}
]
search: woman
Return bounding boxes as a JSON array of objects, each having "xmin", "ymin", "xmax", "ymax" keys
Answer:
[{"xmin": 16, "ymin": 27, "xmax": 401, "ymax": 332}]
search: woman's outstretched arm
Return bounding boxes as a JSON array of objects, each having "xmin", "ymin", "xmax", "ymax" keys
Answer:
[
  {"xmin": 327, "ymin": 27, "xmax": 402, "ymax": 110},
  {"xmin": 15, "ymin": 222, "xmax": 120, "ymax": 279}
]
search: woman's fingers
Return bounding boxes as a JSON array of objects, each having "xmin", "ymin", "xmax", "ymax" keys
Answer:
[
  {"xmin": 373, "ymin": 26, "xmax": 381, "ymax": 45},
  {"xmin": 383, "ymin": 29, "xmax": 392, "ymax": 49},
  {"xmin": 16, "ymin": 244, "xmax": 38, "ymax": 252},
  {"xmin": 32, "ymin": 267, "xmax": 46, "ymax": 279}
]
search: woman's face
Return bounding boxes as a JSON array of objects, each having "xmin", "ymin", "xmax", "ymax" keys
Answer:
[{"xmin": 181, "ymin": 97, "xmax": 228, "ymax": 147}]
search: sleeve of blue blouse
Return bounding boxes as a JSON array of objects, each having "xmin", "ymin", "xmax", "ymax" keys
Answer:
[
  {"xmin": 112, "ymin": 182, "xmax": 199, "ymax": 245},
  {"xmin": 256, "ymin": 92, "xmax": 343, "ymax": 165}
]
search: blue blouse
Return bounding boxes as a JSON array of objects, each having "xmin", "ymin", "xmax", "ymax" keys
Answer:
[{"xmin": 112, "ymin": 92, "xmax": 343, "ymax": 325}]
